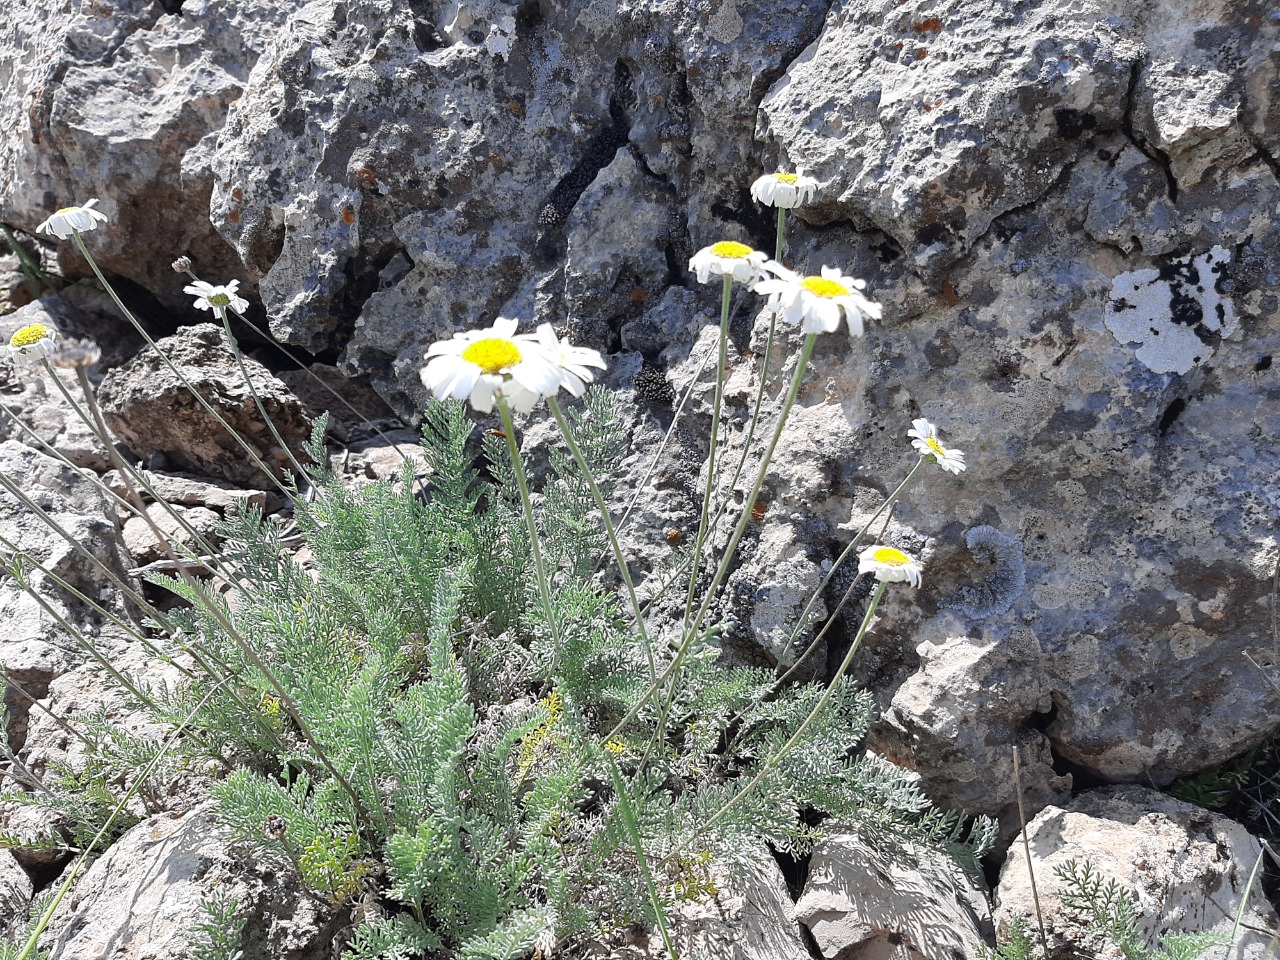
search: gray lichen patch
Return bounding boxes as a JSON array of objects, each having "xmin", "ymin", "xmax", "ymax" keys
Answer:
[
  {"xmin": 945, "ymin": 524, "xmax": 1027, "ymax": 621},
  {"xmin": 1104, "ymin": 245, "xmax": 1236, "ymax": 374}
]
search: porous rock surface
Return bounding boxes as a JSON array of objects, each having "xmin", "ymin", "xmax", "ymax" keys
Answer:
[
  {"xmin": 0, "ymin": 0, "xmax": 1276, "ymax": 876},
  {"xmin": 0, "ymin": 0, "xmax": 291, "ymax": 306},
  {"xmin": 42, "ymin": 804, "xmax": 336, "ymax": 960},
  {"xmin": 994, "ymin": 786, "xmax": 1280, "ymax": 960},
  {"xmin": 97, "ymin": 323, "xmax": 311, "ymax": 485}
]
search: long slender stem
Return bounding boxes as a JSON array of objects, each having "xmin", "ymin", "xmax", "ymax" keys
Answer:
[
  {"xmin": 774, "ymin": 208, "xmax": 786, "ymax": 263},
  {"xmin": 772, "ymin": 458, "xmax": 925, "ymax": 682},
  {"xmin": 693, "ymin": 581, "xmax": 887, "ymax": 841},
  {"xmin": 608, "ymin": 756, "xmax": 679, "ymax": 960},
  {"xmin": 219, "ymin": 312, "xmax": 311, "ymax": 482},
  {"xmin": 497, "ymin": 395, "xmax": 560, "ymax": 650},
  {"xmin": 681, "ymin": 275, "xmax": 734, "ymax": 632},
  {"xmin": 1013, "ymin": 746, "xmax": 1052, "ymax": 960},
  {"xmin": 71, "ymin": 233, "xmax": 293, "ymax": 497},
  {"xmin": 607, "ymin": 339, "xmax": 717, "ymax": 546},
  {"xmin": 548, "ymin": 397, "xmax": 655, "ymax": 680},
  {"xmin": 606, "ymin": 334, "xmax": 818, "ymax": 743}
]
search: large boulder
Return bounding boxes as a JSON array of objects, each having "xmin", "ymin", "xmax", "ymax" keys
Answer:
[
  {"xmin": 994, "ymin": 786, "xmax": 1279, "ymax": 960},
  {"xmin": 97, "ymin": 323, "xmax": 311, "ymax": 486}
]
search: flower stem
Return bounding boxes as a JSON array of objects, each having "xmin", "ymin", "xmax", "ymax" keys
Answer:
[
  {"xmin": 607, "ymin": 755, "xmax": 680, "ymax": 960},
  {"xmin": 681, "ymin": 274, "xmax": 734, "ymax": 633},
  {"xmin": 771, "ymin": 457, "xmax": 924, "ymax": 684},
  {"xmin": 548, "ymin": 397, "xmax": 655, "ymax": 680},
  {"xmin": 219, "ymin": 311, "xmax": 311, "ymax": 482},
  {"xmin": 774, "ymin": 207, "xmax": 786, "ymax": 263},
  {"xmin": 606, "ymin": 334, "xmax": 818, "ymax": 744},
  {"xmin": 71, "ymin": 232, "xmax": 294, "ymax": 495},
  {"xmin": 497, "ymin": 394, "xmax": 560, "ymax": 650}
]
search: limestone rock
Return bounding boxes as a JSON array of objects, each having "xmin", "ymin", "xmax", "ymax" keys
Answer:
[
  {"xmin": 0, "ymin": 849, "xmax": 32, "ymax": 938},
  {"xmin": 0, "ymin": 440, "xmax": 133, "ymax": 753},
  {"xmin": 668, "ymin": 848, "xmax": 810, "ymax": 960},
  {"xmin": 794, "ymin": 828, "xmax": 992, "ymax": 960},
  {"xmin": 121, "ymin": 503, "xmax": 221, "ymax": 567},
  {"xmin": 42, "ymin": 805, "xmax": 336, "ymax": 960},
  {"xmin": 97, "ymin": 323, "xmax": 311, "ymax": 486},
  {"xmin": 586, "ymin": 847, "xmax": 810, "ymax": 960},
  {"xmin": 994, "ymin": 786, "xmax": 1279, "ymax": 960},
  {"xmin": 102, "ymin": 469, "xmax": 274, "ymax": 515},
  {"xmin": 206, "ymin": 0, "xmax": 829, "ymax": 388},
  {"xmin": 343, "ymin": 428, "xmax": 429, "ymax": 485},
  {"xmin": 0, "ymin": 0, "xmax": 292, "ymax": 305}
]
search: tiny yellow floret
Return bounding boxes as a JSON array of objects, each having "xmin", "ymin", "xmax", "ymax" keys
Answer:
[
  {"xmin": 461, "ymin": 337, "xmax": 522, "ymax": 374},
  {"xmin": 926, "ymin": 436, "xmax": 946, "ymax": 457},
  {"xmin": 774, "ymin": 173, "xmax": 799, "ymax": 184},
  {"xmin": 871, "ymin": 546, "xmax": 913, "ymax": 567},
  {"xmin": 710, "ymin": 241, "xmax": 753, "ymax": 259},
  {"xmin": 10, "ymin": 323, "xmax": 52, "ymax": 348},
  {"xmin": 800, "ymin": 276, "xmax": 850, "ymax": 299}
]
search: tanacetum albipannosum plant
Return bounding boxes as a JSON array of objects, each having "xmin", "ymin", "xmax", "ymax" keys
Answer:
[{"xmin": 1, "ymin": 179, "xmax": 996, "ymax": 960}]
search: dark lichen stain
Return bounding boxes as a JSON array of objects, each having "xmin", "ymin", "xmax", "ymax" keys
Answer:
[{"xmin": 1157, "ymin": 396, "xmax": 1187, "ymax": 435}]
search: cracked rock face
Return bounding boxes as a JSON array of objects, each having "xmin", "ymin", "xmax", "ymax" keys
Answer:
[{"xmin": 1, "ymin": 0, "xmax": 1278, "ymax": 830}]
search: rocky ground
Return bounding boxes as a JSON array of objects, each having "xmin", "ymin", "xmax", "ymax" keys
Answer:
[{"xmin": 0, "ymin": 0, "xmax": 1278, "ymax": 956}]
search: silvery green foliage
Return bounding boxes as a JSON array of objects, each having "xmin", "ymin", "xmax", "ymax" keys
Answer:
[
  {"xmin": 1055, "ymin": 860, "xmax": 1231, "ymax": 960},
  {"xmin": 150, "ymin": 393, "xmax": 993, "ymax": 957}
]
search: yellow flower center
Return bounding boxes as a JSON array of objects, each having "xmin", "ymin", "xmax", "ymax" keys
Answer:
[
  {"xmin": 10, "ymin": 323, "xmax": 51, "ymax": 348},
  {"xmin": 926, "ymin": 436, "xmax": 946, "ymax": 457},
  {"xmin": 871, "ymin": 546, "xmax": 912, "ymax": 567},
  {"xmin": 461, "ymin": 337, "xmax": 522, "ymax": 374},
  {"xmin": 55, "ymin": 206, "xmax": 79, "ymax": 215},
  {"xmin": 711, "ymin": 241, "xmax": 753, "ymax": 259},
  {"xmin": 774, "ymin": 173, "xmax": 799, "ymax": 184},
  {"xmin": 208, "ymin": 293, "xmax": 231, "ymax": 307},
  {"xmin": 801, "ymin": 276, "xmax": 850, "ymax": 299}
]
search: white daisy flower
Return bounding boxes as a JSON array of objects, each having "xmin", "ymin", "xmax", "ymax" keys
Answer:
[
  {"xmin": 421, "ymin": 317, "xmax": 562, "ymax": 414},
  {"xmin": 688, "ymin": 241, "xmax": 769, "ymax": 286},
  {"xmin": 36, "ymin": 199, "xmax": 109, "ymax": 240},
  {"xmin": 858, "ymin": 545, "xmax": 924, "ymax": 589},
  {"xmin": 752, "ymin": 263, "xmax": 882, "ymax": 337},
  {"xmin": 184, "ymin": 279, "xmax": 250, "ymax": 318},
  {"xmin": 533, "ymin": 323, "xmax": 607, "ymax": 397},
  {"xmin": 907, "ymin": 418, "xmax": 966, "ymax": 474},
  {"xmin": 2, "ymin": 322, "xmax": 58, "ymax": 365},
  {"xmin": 750, "ymin": 171, "xmax": 818, "ymax": 209}
]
